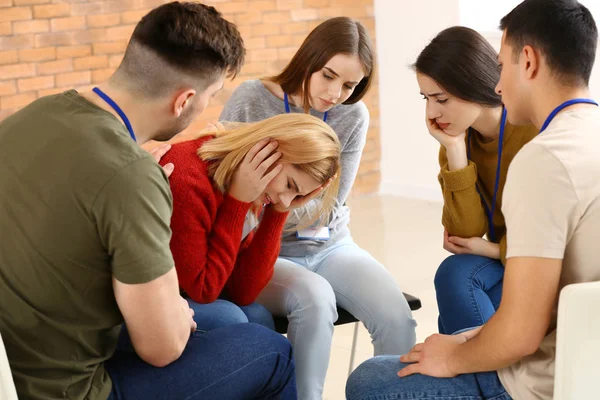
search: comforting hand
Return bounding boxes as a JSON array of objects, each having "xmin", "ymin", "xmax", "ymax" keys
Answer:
[
  {"xmin": 443, "ymin": 229, "xmax": 501, "ymax": 259},
  {"xmin": 398, "ymin": 333, "xmax": 465, "ymax": 378},
  {"xmin": 229, "ymin": 138, "xmax": 282, "ymax": 203},
  {"xmin": 141, "ymin": 142, "xmax": 174, "ymax": 178},
  {"xmin": 179, "ymin": 296, "xmax": 197, "ymax": 333},
  {"xmin": 169, "ymin": 121, "xmax": 227, "ymax": 145}
]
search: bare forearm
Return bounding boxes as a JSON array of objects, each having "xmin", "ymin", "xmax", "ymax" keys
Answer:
[
  {"xmin": 449, "ymin": 257, "xmax": 561, "ymax": 374},
  {"xmin": 115, "ymin": 271, "xmax": 192, "ymax": 367},
  {"xmin": 138, "ymin": 292, "xmax": 192, "ymax": 366},
  {"xmin": 135, "ymin": 304, "xmax": 190, "ymax": 367},
  {"xmin": 445, "ymin": 142, "xmax": 469, "ymax": 171},
  {"xmin": 172, "ymin": 299, "xmax": 193, "ymax": 346},
  {"xmin": 448, "ymin": 310, "xmax": 528, "ymax": 374}
]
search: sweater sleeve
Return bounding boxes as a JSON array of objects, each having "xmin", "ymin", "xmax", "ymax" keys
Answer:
[
  {"xmin": 168, "ymin": 155, "xmax": 252, "ymax": 304},
  {"xmin": 225, "ymin": 207, "xmax": 289, "ymax": 306},
  {"xmin": 499, "ymin": 234, "xmax": 507, "ymax": 266},
  {"xmin": 438, "ymin": 145, "xmax": 488, "ymax": 238}
]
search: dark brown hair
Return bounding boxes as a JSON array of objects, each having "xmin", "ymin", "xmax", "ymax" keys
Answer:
[
  {"xmin": 270, "ymin": 17, "xmax": 375, "ymax": 112},
  {"xmin": 500, "ymin": 0, "xmax": 597, "ymax": 87},
  {"xmin": 413, "ymin": 26, "xmax": 502, "ymax": 107},
  {"xmin": 117, "ymin": 1, "xmax": 245, "ymax": 96}
]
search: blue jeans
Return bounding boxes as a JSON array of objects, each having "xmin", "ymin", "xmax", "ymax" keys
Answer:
[
  {"xmin": 186, "ymin": 299, "xmax": 275, "ymax": 332},
  {"xmin": 434, "ymin": 255, "xmax": 504, "ymax": 334},
  {"xmin": 257, "ymin": 236, "xmax": 417, "ymax": 400},
  {"xmin": 346, "ymin": 356, "xmax": 512, "ymax": 400},
  {"xmin": 106, "ymin": 323, "xmax": 297, "ymax": 400}
]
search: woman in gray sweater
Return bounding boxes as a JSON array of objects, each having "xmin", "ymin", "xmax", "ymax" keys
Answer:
[{"xmin": 220, "ymin": 17, "xmax": 417, "ymax": 400}]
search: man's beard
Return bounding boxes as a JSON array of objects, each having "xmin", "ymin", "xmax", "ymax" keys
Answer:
[{"xmin": 153, "ymin": 103, "xmax": 197, "ymax": 142}]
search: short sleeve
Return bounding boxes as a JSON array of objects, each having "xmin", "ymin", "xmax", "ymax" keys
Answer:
[
  {"xmin": 92, "ymin": 156, "xmax": 174, "ymax": 284},
  {"xmin": 502, "ymin": 143, "xmax": 580, "ymax": 259}
]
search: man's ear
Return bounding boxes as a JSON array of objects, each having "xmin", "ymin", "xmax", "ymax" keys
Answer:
[
  {"xmin": 522, "ymin": 45, "xmax": 540, "ymax": 81},
  {"xmin": 172, "ymin": 89, "xmax": 196, "ymax": 117}
]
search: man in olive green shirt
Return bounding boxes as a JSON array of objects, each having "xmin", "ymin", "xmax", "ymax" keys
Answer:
[{"xmin": 0, "ymin": 3, "xmax": 296, "ymax": 400}]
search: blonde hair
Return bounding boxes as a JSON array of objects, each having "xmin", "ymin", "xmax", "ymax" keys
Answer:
[{"xmin": 197, "ymin": 113, "xmax": 341, "ymax": 227}]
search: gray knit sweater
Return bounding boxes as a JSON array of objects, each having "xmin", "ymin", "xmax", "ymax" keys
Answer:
[{"xmin": 220, "ymin": 79, "xmax": 369, "ymax": 257}]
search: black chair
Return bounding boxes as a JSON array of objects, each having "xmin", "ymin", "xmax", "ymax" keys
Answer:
[{"xmin": 274, "ymin": 292, "xmax": 422, "ymax": 374}]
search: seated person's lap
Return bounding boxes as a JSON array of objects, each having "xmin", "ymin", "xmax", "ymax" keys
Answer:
[
  {"xmin": 107, "ymin": 323, "xmax": 296, "ymax": 400},
  {"xmin": 346, "ymin": 356, "xmax": 512, "ymax": 400},
  {"xmin": 186, "ymin": 298, "xmax": 275, "ymax": 332}
]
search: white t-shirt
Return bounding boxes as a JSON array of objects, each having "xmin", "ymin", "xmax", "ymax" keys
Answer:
[{"xmin": 499, "ymin": 107, "xmax": 600, "ymax": 399}]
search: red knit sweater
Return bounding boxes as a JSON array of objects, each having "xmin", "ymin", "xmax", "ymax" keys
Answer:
[{"xmin": 160, "ymin": 137, "xmax": 288, "ymax": 306}]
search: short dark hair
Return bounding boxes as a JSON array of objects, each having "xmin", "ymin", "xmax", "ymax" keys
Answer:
[
  {"xmin": 500, "ymin": 0, "xmax": 598, "ymax": 87},
  {"xmin": 115, "ymin": 1, "xmax": 245, "ymax": 97},
  {"xmin": 270, "ymin": 17, "xmax": 375, "ymax": 112},
  {"xmin": 412, "ymin": 26, "xmax": 502, "ymax": 107}
]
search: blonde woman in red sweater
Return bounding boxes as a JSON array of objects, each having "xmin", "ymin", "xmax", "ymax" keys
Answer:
[{"xmin": 159, "ymin": 113, "xmax": 341, "ymax": 332}]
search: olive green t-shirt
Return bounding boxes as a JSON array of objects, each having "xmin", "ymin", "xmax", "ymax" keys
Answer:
[{"xmin": 0, "ymin": 90, "xmax": 174, "ymax": 400}]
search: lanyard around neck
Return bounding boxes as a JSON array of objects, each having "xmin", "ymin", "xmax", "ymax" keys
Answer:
[
  {"xmin": 283, "ymin": 93, "xmax": 328, "ymax": 122},
  {"xmin": 467, "ymin": 107, "xmax": 507, "ymax": 242},
  {"xmin": 92, "ymin": 87, "xmax": 136, "ymax": 142},
  {"xmin": 539, "ymin": 98, "xmax": 598, "ymax": 133}
]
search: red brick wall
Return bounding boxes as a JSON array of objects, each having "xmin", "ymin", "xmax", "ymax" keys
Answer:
[{"xmin": 0, "ymin": 0, "xmax": 380, "ymax": 196}]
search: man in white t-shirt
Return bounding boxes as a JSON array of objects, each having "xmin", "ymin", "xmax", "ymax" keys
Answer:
[{"xmin": 346, "ymin": 1, "xmax": 600, "ymax": 399}]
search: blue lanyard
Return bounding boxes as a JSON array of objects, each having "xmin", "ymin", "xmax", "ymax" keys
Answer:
[
  {"xmin": 92, "ymin": 87, "xmax": 136, "ymax": 142},
  {"xmin": 540, "ymin": 98, "xmax": 598, "ymax": 133},
  {"xmin": 467, "ymin": 107, "xmax": 507, "ymax": 242},
  {"xmin": 284, "ymin": 93, "xmax": 328, "ymax": 122}
]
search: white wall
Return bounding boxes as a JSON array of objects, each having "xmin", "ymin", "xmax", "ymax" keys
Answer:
[
  {"xmin": 461, "ymin": 0, "xmax": 600, "ymax": 98},
  {"xmin": 375, "ymin": 0, "xmax": 460, "ymax": 202},
  {"xmin": 377, "ymin": 0, "xmax": 600, "ymax": 201}
]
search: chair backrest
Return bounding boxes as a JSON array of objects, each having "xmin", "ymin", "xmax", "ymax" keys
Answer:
[
  {"xmin": 0, "ymin": 332, "xmax": 19, "ymax": 400},
  {"xmin": 554, "ymin": 281, "xmax": 600, "ymax": 400}
]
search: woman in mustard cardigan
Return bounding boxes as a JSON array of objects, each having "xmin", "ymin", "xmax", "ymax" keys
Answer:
[{"xmin": 414, "ymin": 26, "xmax": 537, "ymax": 334}]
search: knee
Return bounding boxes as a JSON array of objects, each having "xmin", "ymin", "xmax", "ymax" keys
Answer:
[
  {"xmin": 292, "ymin": 274, "xmax": 337, "ymax": 322},
  {"xmin": 215, "ymin": 304, "xmax": 249, "ymax": 326},
  {"xmin": 346, "ymin": 356, "xmax": 398, "ymax": 400},
  {"xmin": 365, "ymin": 290, "xmax": 416, "ymax": 332},
  {"xmin": 362, "ymin": 292, "xmax": 417, "ymax": 351},
  {"xmin": 434, "ymin": 254, "xmax": 478, "ymax": 290},
  {"xmin": 219, "ymin": 310, "xmax": 249, "ymax": 326},
  {"xmin": 189, "ymin": 299, "xmax": 249, "ymax": 329},
  {"xmin": 246, "ymin": 323, "xmax": 294, "ymax": 359},
  {"xmin": 242, "ymin": 303, "xmax": 275, "ymax": 330}
]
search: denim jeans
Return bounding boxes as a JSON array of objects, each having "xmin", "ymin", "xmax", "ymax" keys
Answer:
[
  {"xmin": 346, "ymin": 356, "xmax": 512, "ymax": 400},
  {"xmin": 256, "ymin": 236, "xmax": 417, "ymax": 400},
  {"xmin": 106, "ymin": 323, "xmax": 297, "ymax": 400},
  {"xmin": 186, "ymin": 298, "xmax": 275, "ymax": 332},
  {"xmin": 434, "ymin": 254, "xmax": 504, "ymax": 334}
]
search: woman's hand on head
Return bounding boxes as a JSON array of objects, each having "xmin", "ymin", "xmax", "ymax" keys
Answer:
[
  {"xmin": 271, "ymin": 175, "xmax": 335, "ymax": 213},
  {"xmin": 228, "ymin": 138, "xmax": 283, "ymax": 203}
]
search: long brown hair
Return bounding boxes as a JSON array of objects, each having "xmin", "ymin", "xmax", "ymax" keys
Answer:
[
  {"xmin": 269, "ymin": 17, "xmax": 375, "ymax": 112},
  {"xmin": 413, "ymin": 26, "xmax": 502, "ymax": 107}
]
